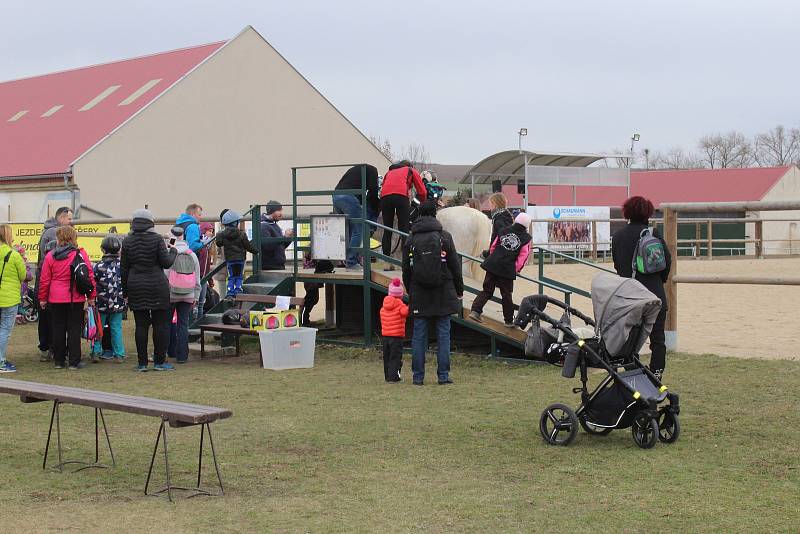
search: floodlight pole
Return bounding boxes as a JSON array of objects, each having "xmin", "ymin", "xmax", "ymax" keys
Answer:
[{"xmin": 523, "ymin": 154, "xmax": 529, "ymax": 211}]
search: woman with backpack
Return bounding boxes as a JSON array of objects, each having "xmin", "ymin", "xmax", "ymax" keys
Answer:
[
  {"xmin": 0, "ymin": 224, "xmax": 28, "ymax": 373},
  {"xmin": 166, "ymin": 226, "xmax": 201, "ymax": 364},
  {"xmin": 121, "ymin": 209, "xmax": 178, "ymax": 372},
  {"xmin": 38, "ymin": 226, "xmax": 96, "ymax": 370},
  {"xmin": 380, "ymin": 160, "xmax": 428, "ymax": 270},
  {"xmin": 611, "ymin": 196, "xmax": 672, "ymax": 379}
]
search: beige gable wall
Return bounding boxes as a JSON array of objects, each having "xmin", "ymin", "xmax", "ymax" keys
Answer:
[
  {"xmin": 72, "ymin": 27, "xmax": 389, "ymax": 219},
  {"xmin": 748, "ymin": 166, "xmax": 800, "ymax": 255}
]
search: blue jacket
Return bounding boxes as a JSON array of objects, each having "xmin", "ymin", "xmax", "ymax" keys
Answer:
[{"xmin": 175, "ymin": 213, "xmax": 202, "ymax": 253}]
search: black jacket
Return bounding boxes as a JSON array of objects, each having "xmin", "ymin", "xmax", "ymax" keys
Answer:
[
  {"xmin": 490, "ymin": 208, "xmax": 514, "ymax": 245},
  {"xmin": 611, "ymin": 222, "xmax": 672, "ymax": 303},
  {"xmin": 335, "ymin": 164, "xmax": 380, "ymax": 216},
  {"xmin": 216, "ymin": 226, "xmax": 258, "ymax": 263},
  {"xmin": 402, "ymin": 216, "xmax": 464, "ymax": 317},
  {"xmin": 482, "ymin": 223, "xmax": 532, "ymax": 280},
  {"xmin": 259, "ymin": 217, "xmax": 288, "ymax": 269},
  {"xmin": 121, "ymin": 218, "xmax": 177, "ymax": 311}
]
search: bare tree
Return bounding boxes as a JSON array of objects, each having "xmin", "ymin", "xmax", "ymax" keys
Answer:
[
  {"xmin": 649, "ymin": 148, "xmax": 705, "ymax": 169},
  {"xmin": 368, "ymin": 135, "xmax": 395, "ymax": 161},
  {"xmin": 399, "ymin": 143, "xmax": 432, "ymax": 169},
  {"xmin": 698, "ymin": 131, "xmax": 752, "ymax": 168},
  {"xmin": 753, "ymin": 125, "xmax": 800, "ymax": 166}
]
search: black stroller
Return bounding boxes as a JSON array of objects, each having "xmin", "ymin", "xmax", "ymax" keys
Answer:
[{"xmin": 515, "ymin": 273, "xmax": 680, "ymax": 449}]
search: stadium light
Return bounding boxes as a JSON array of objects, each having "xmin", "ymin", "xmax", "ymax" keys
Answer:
[{"xmin": 518, "ymin": 128, "xmax": 528, "ymax": 152}]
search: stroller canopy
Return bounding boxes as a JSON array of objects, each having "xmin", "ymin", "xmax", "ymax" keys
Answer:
[{"xmin": 590, "ymin": 273, "xmax": 663, "ymax": 357}]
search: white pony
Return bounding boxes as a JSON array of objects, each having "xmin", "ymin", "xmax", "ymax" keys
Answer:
[{"xmin": 437, "ymin": 205, "xmax": 492, "ymax": 282}]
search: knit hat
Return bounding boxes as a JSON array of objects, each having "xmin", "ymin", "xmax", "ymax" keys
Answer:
[
  {"xmin": 388, "ymin": 278, "xmax": 404, "ymax": 297},
  {"xmin": 221, "ymin": 210, "xmax": 242, "ymax": 226},
  {"xmin": 514, "ymin": 212, "xmax": 531, "ymax": 228},
  {"xmin": 100, "ymin": 235, "xmax": 122, "ymax": 254},
  {"xmin": 419, "ymin": 201, "xmax": 437, "ymax": 217},
  {"xmin": 266, "ymin": 200, "xmax": 283, "ymax": 215},
  {"xmin": 170, "ymin": 225, "xmax": 185, "ymax": 238},
  {"xmin": 200, "ymin": 222, "xmax": 214, "ymax": 234},
  {"xmin": 132, "ymin": 208, "xmax": 154, "ymax": 222}
]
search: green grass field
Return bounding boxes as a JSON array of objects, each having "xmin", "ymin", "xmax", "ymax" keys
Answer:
[{"xmin": 0, "ymin": 321, "xmax": 798, "ymax": 533}]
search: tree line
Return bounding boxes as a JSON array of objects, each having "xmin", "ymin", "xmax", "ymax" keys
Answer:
[{"xmin": 615, "ymin": 125, "xmax": 800, "ymax": 170}]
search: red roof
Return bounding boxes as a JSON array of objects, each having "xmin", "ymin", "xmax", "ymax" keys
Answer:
[
  {"xmin": 0, "ymin": 41, "xmax": 225, "ymax": 178},
  {"xmin": 489, "ymin": 166, "xmax": 791, "ymax": 208}
]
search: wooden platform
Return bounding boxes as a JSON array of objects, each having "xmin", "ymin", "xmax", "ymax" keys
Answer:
[{"xmin": 284, "ymin": 265, "xmax": 528, "ymax": 345}]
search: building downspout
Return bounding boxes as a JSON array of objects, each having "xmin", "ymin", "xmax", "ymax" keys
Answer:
[{"xmin": 63, "ymin": 170, "xmax": 77, "ymax": 215}]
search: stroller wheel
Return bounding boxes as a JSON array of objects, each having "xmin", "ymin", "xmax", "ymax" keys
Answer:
[
  {"xmin": 539, "ymin": 403, "xmax": 578, "ymax": 446},
  {"xmin": 579, "ymin": 416, "xmax": 613, "ymax": 436},
  {"xmin": 631, "ymin": 413, "xmax": 659, "ymax": 449},
  {"xmin": 24, "ymin": 309, "xmax": 39, "ymax": 323},
  {"xmin": 658, "ymin": 410, "xmax": 680, "ymax": 444}
]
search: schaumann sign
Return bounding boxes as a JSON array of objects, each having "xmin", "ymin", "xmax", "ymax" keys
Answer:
[{"xmin": 527, "ymin": 206, "xmax": 611, "ymax": 251}]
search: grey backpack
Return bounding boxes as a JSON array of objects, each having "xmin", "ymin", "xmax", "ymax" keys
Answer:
[{"xmin": 632, "ymin": 228, "xmax": 667, "ymax": 276}]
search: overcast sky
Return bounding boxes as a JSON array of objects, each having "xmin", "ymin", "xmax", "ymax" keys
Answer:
[{"xmin": 2, "ymin": 0, "xmax": 797, "ymax": 164}]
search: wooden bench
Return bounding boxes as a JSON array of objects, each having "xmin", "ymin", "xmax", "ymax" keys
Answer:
[
  {"xmin": 199, "ymin": 294, "xmax": 304, "ymax": 358},
  {"xmin": 0, "ymin": 378, "xmax": 232, "ymax": 501}
]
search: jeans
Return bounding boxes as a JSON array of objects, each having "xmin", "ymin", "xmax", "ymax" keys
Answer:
[
  {"xmin": 411, "ymin": 316, "xmax": 451, "ymax": 383},
  {"xmin": 92, "ymin": 312, "xmax": 125, "ymax": 357},
  {"xmin": 332, "ymin": 195, "xmax": 378, "ymax": 268},
  {"xmin": 0, "ymin": 306, "xmax": 18, "ymax": 365},
  {"xmin": 226, "ymin": 260, "xmax": 245, "ymax": 297},
  {"xmin": 133, "ymin": 309, "xmax": 170, "ymax": 366},
  {"xmin": 168, "ymin": 302, "xmax": 193, "ymax": 362},
  {"xmin": 50, "ymin": 303, "xmax": 84, "ymax": 367}
]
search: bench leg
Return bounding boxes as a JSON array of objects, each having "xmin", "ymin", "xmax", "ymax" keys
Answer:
[
  {"xmin": 145, "ymin": 420, "xmax": 224, "ymax": 501},
  {"xmin": 200, "ymin": 329, "xmax": 205, "ymax": 359},
  {"xmin": 43, "ymin": 402, "xmax": 115, "ymax": 473}
]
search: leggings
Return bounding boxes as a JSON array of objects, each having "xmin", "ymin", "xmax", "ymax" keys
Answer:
[
  {"xmin": 649, "ymin": 304, "xmax": 667, "ymax": 374},
  {"xmin": 133, "ymin": 309, "xmax": 170, "ymax": 366},
  {"xmin": 381, "ymin": 194, "xmax": 411, "ymax": 256}
]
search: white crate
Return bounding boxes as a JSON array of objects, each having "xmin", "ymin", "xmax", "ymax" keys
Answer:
[{"xmin": 259, "ymin": 327, "xmax": 317, "ymax": 370}]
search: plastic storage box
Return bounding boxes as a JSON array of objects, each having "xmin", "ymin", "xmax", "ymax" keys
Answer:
[{"xmin": 259, "ymin": 327, "xmax": 317, "ymax": 370}]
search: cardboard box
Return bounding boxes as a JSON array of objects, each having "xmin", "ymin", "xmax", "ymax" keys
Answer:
[
  {"xmin": 261, "ymin": 308, "xmax": 300, "ymax": 329},
  {"xmin": 259, "ymin": 327, "xmax": 317, "ymax": 369}
]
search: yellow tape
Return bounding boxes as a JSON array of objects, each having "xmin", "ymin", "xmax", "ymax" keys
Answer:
[
  {"xmin": 577, "ymin": 340, "xmax": 585, "ymax": 347},
  {"xmin": 659, "ymin": 385, "xmax": 668, "ymax": 393},
  {"xmin": 633, "ymin": 391, "xmax": 641, "ymax": 400}
]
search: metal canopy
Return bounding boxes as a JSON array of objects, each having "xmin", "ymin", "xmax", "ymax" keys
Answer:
[{"xmin": 461, "ymin": 150, "xmax": 615, "ymax": 185}]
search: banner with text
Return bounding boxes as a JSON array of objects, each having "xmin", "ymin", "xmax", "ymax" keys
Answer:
[
  {"xmin": 527, "ymin": 206, "xmax": 610, "ymax": 251},
  {"xmin": 12, "ymin": 223, "xmax": 131, "ymax": 263}
]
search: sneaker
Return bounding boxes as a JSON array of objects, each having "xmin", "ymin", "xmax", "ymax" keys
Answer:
[
  {"xmin": 90, "ymin": 354, "xmax": 100, "ymax": 363},
  {"xmin": 176, "ymin": 359, "xmax": 187, "ymax": 364},
  {"xmin": 114, "ymin": 356, "xmax": 125, "ymax": 364},
  {"xmin": 438, "ymin": 378, "xmax": 454, "ymax": 385},
  {"xmin": 153, "ymin": 363, "xmax": 176, "ymax": 371},
  {"xmin": 0, "ymin": 361, "xmax": 17, "ymax": 373},
  {"xmin": 67, "ymin": 362, "xmax": 88, "ymax": 370},
  {"xmin": 503, "ymin": 322, "xmax": 515, "ymax": 328},
  {"xmin": 135, "ymin": 364, "xmax": 148, "ymax": 372},
  {"xmin": 99, "ymin": 351, "xmax": 114, "ymax": 360},
  {"xmin": 385, "ymin": 378, "xmax": 401, "ymax": 383},
  {"xmin": 39, "ymin": 350, "xmax": 51, "ymax": 362},
  {"xmin": 53, "ymin": 362, "xmax": 65, "ymax": 369},
  {"xmin": 413, "ymin": 381, "xmax": 424, "ymax": 386},
  {"xmin": 468, "ymin": 311, "xmax": 482, "ymax": 323}
]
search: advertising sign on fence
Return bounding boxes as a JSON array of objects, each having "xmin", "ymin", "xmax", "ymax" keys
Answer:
[
  {"xmin": 12, "ymin": 223, "xmax": 131, "ymax": 263},
  {"xmin": 527, "ymin": 206, "xmax": 611, "ymax": 251}
]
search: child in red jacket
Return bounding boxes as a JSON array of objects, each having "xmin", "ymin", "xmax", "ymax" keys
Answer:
[{"xmin": 380, "ymin": 278, "xmax": 408, "ymax": 383}]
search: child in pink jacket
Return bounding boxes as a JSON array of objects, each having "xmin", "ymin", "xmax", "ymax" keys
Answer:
[{"xmin": 468, "ymin": 212, "xmax": 532, "ymax": 327}]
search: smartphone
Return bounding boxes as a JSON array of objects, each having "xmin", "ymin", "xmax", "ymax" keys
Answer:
[{"xmin": 169, "ymin": 238, "xmax": 176, "ymax": 246}]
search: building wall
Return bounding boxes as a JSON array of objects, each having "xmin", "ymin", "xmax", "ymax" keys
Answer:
[
  {"xmin": 72, "ymin": 27, "xmax": 390, "ymax": 219},
  {"xmin": 752, "ymin": 166, "xmax": 800, "ymax": 255},
  {"xmin": 0, "ymin": 188, "xmax": 73, "ymax": 222}
]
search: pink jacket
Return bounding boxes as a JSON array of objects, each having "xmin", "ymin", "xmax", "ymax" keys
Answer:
[
  {"xmin": 489, "ymin": 238, "xmax": 531, "ymax": 273},
  {"xmin": 38, "ymin": 248, "xmax": 97, "ymax": 304}
]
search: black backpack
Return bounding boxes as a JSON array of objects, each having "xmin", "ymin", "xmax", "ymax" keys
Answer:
[
  {"xmin": 409, "ymin": 231, "xmax": 444, "ymax": 288},
  {"xmin": 69, "ymin": 250, "xmax": 94, "ymax": 298}
]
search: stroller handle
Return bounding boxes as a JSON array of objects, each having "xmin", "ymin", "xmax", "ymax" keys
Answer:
[{"xmin": 515, "ymin": 294, "xmax": 595, "ymax": 329}]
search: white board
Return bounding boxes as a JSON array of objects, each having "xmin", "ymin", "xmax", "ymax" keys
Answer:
[
  {"xmin": 527, "ymin": 206, "xmax": 611, "ymax": 251},
  {"xmin": 311, "ymin": 215, "xmax": 347, "ymax": 260}
]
